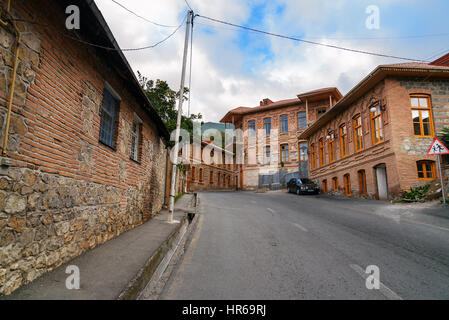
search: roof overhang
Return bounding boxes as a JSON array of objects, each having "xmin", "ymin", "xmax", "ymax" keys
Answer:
[
  {"xmin": 299, "ymin": 65, "xmax": 449, "ymax": 139},
  {"xmin": 64, "ymin": 0, "xmax": 170, "ymax": 140},
  {"xmin": 297, "ymin": 87, "xmax": 343, "ymax": 102}
]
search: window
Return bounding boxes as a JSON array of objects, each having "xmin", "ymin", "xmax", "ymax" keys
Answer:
[
  {"xmin": 411, "ymin": 96, "xmax": 434, "ymax": 137},
  {"xmin": 199, "ymin": 168, "xmax": 204, "ymax": 182},
  {"xmin": 281, "ymin": 115, "xmax": 289, "ymax": 133},
  {"xmin": 322, "ymin": 180, "xmax": 328, "ymax": 193},
  {"xmin": 217, "ymin": 172, "xmax": 221, "ymax": 186},
  {"xmin": 248, "ymin": 120, "xmax": 256, "ymax": 137},
  {"xmin": 332, "ymin": 177, "xmax": 338, "ymax": 192},
  {"xmin": 340, "ymin": 124, "xmax": 348, "ymax": 158},
  {"xmin": 99, "ymin": 86, "xmax": 120, "ymax": 148},
  {"xmin": 371, "ymin": 104, "xmax": 384, "ymax": 145},
  {"xmin": 191, "ymin": 167, "xmax": 196, "ymax": 181},
  {"xmin": 328, "ymin": 132, "xmax": 336, "ymax": 163},
  {"xmin": 353, "ymin": 115, "xmax": 363, "ymax": 152},
  {"xmin": 358, "ymin": 170, "xmax": 367, "ymax": 195},
  {"xmin": 281, "ymin": 144, "xmax": 289, "ymax": 163},
  {"xmin": 344, "ymin": 174, "xmax": 352, "ymax": 196},
  {"xmin": 210, "ymin": 170, "xmax": 214, "ymax": 184},
  {"xmin": 299, "ymin": 143, "xmax": 308, "ymax": 162},
  {"xmin": 417, "ymin": 161, "xmax": 436, "ymax": 180},
  {"xmin": 319, "ymin": 138, "xmax": 325, "ymax": 167},
  {"xmin": 318, "ymin": 108, "xmax": 326, "ymax": 117},
  {"xmin": 264, "ymin": 118, "xmax": 271, "ymax": 135},
  {"xmin": 311, "ymin": 144, "xmax": 316, "ymax": 170},
  {"xmin": 298, "ymin": 113, "xmax": 307, "ymax": 130},
  {"xmin": 130, "ymin": 116, "xmax": 142, "ymax": 162},
  {"xmin": 264, "ymin": 146, "xmax": 271, "ymax": 164}
]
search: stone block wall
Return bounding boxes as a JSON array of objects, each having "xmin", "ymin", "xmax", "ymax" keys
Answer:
[{"xmin": 0, "ymin": 0, "xmax": 169, "ymax": 295}]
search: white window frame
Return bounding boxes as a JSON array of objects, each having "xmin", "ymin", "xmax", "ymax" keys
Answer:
[{"xmin": 131, "ymin": 113, "xmax": 143, "ymax": 162}]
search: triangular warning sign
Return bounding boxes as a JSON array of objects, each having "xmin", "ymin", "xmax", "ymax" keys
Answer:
[{"xmin": 428, "ymin": 138, "xmax": 449, "ymax": 155}]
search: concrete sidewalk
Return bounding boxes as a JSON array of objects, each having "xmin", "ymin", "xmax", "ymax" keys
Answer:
[{"xmin": 2, "ymin": 193, "xmax": 197, "ymax": 300}]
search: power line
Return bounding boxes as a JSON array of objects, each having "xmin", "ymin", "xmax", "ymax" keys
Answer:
[
  {"xmin": 196, "ymin": 15, "xmax": 429, "ymax": 62},
  {"xmin": 13, "ymin": 15, "xmax": 186, "ymax": 51},
  {"xmin": 184, "ymin": 0, "xmax": 193, "ymax": 11},
  {"xmin": 110, "ymin": 0, "xmax": 178, "ymax": 28}
]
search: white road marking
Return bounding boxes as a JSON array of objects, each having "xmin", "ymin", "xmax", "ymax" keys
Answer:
[
  {"xmin": 291, "ymin": 222, "xmax": 308, "ymax": 232},
  {"xmin": 349, "ymin": 264, "xmax": 403, "ymax": 300},
  {"xmin": 267, "ymin": 208, "xmax": 275, "ymax": 214}
]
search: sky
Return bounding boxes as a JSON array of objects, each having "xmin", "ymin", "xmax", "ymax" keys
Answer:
[{"xmin": 94, "ymin": 0, "xmax": 449, "ymax": 123}]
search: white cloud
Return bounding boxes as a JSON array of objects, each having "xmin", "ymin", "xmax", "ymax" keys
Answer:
[{"xmin": 93, "ymin": 0, "xmax": 432, "ymax": 123}]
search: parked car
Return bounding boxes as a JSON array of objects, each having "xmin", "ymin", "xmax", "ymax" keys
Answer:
[{"xmin": 287, "ymin": 178, "xmax": 320, "ymax": 195}]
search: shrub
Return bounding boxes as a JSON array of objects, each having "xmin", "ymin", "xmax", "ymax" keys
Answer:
[{"xmin": 402, "ymin": 185, "xmax": 431, "ymax": 201}]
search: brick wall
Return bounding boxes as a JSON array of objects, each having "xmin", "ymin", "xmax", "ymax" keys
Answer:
[{"xmin": 0, "ymin": 0, "xmax": 170, "ymax": 295}]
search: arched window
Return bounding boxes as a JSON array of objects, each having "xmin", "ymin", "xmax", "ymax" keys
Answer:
[
  {"xmin": 332, "ymin": 177, "xmax": 338, "ymax": 192},
  {"xmin": 340, "ymin": 124, "xmax": 348, "ymax": 158},
  {"xmin": 281, "ymin": 115, "xmax": 289, "ymax": 133},
  {"xmin": 370, "ymin": 104, "xmax": 384, "ymax": 145},
  {"xmin": 311, "ymin": 143, "xmax": 316, "ymax": 170},
  {"xmin": 411, "ymin": 95, "xmax": 434, "ymax": 137},
  {"xmin": 353, "ymin": 115, "xmax": 363, "ymax": 152},
  {"xmin": 322, "ymin": 180, "xmax": 328, "ymax": 193},
  {"xmin": 264, "ymin": 118, "xmax": 271, "ymax": 135},
  {"xmin": 319, "ymin": 138, "xmax": 325, "ymax": 167},
  {"xmin": 199, "ymin": 168, "xmax": 204, "ymax": 182},
  {"xmin": 417, "ymin": 161, "xmax": 436, "ymax": 180},
  {"xmin": 328, "ymin": 132, "xmax": 336, "ymax": 163},
  {"xmin": 344, "ymin": 174, "xmax": 352, "ymax": 196},
  {"xmin": 358, "ymin": 170, "xmax": 367, "ymax": 195}
]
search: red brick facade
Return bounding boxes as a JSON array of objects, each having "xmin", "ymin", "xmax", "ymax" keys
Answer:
[
  {"xmin": 0, "ymin": 0, "xmax": 176, "ymax": 295},
  {"xmin": 221, "ymin": 89, "xmax": 342, "ymax": 189},
  {"xmin": 301, "ymin": 64, "xmax": 449, "ymax": 200}
]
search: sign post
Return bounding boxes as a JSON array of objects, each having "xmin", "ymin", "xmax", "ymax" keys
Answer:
[{"xmin": 427, "ymin": 138, "xmax": 449, "ymax": 205}]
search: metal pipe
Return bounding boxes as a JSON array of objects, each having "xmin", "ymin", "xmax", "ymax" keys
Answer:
[{"xmin": 1, "ymin": 2, "xmax": 22, "ymax": 156}]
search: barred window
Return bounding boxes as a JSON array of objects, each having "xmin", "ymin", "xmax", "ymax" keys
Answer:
[
  {"xmin": 131, "ymin": 115, "xmax": 142, "ymax": 162},
  {"xmin": 99, "ymin": 87, "xmax": 120, "ymax": 148}
]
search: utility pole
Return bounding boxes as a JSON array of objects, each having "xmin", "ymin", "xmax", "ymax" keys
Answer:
[{"xmin": 168, "ymin": 10, "xmax": 193, "ymax": 223}]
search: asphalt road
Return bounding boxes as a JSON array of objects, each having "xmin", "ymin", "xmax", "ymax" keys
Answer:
[{"xmin": 160, "ymin": 191, "xmax": 449, "ymax": 300}]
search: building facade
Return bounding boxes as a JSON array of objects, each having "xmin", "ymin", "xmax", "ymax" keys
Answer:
[
  {"xmin": 220, "ymin": 89, "xmax": 342, "ymax": 190},
  {"xmin": 0, "ymin": 0, "xmax": 178, "ymax": 295},
  {"xmin": 185, "ymin": 140, "xmax": 237, "ymax": 192},
  {"xmin": 300, "ymin": 60, "xmax": 449, "ymax": 200}
]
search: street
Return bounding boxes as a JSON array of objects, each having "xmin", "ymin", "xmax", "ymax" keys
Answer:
[{"xmin": 161, "ymin": 192, "xmax": 449, "ymax": 300}]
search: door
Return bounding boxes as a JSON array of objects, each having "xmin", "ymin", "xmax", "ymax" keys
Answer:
[{"xmin": 375, "ymin": 164, "xmax": 388, "ymax": 200}]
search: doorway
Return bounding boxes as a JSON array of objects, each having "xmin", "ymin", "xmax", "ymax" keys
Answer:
[{"xmin": 374, "ymin": 164, "xmax": 388, "ymax": 200}]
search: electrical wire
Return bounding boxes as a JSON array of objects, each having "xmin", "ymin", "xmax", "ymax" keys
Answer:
[
  {"xmin": 196, "ymin": 15, "xmax": 429, "ymax": 62},
  {"xmin": 110, "ymin": 0, "xmax": 178, "ymax": 28},
  {"xmin": 12, "ymin": 15, "xmax": 186, "ymax": 51},
  {"xmin": 184, "ymin": 0, "xmax": 193, "ymax": 11}
]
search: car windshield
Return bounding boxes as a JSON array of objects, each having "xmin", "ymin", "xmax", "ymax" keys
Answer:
[{"xmin": 300, "ymin": 179, "xmax": 314, "ymax": 184}]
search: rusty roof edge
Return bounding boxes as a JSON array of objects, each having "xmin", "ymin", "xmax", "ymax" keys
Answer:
[{"xmin": 299, "ymin": 65, "xmax": 449, "ymax": 139}]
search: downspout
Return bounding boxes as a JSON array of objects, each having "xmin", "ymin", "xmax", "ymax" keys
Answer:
[{"xmin": 1, "ymin": 0, "xmax": 22, "ymax": 157}]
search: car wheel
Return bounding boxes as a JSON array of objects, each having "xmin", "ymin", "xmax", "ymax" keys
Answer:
[{"xmin": 296, "ymin": 188, "xmax": 301, "ymax": 195}]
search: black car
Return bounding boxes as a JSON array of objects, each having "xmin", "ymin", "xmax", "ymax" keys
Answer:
[{"xmin": 287, "ymin": 178, "xmax": 320, "ymax": 195}]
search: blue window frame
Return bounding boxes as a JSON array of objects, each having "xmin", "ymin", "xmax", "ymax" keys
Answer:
[
  {"xmin": 249, "ymin": 121, "xmax": 256, "ymax": 136},
  {"xmin": 281, "ymin": 115, "xmax": 288, "ymax": 133},
  {"xmin": 281, "ymin": 144, "xmax": 289, "ymax": 163},
  {"xmin": 298, "ymin": 113, "xmax": 306, "ymax": 130},
  {"xmin": 264, "ymin": 118, "xmax": 271, "ymax": 135},
  {"xmin": 99, "ymin": 87, "xmax": 119, "ymax": 148}
]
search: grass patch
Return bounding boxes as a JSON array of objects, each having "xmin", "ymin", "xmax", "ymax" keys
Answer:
[{"xmin": 175, "ymin": 192, "xmax": 184, "ymax": 203}]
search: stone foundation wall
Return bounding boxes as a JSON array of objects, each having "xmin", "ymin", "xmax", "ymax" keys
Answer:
[{"xmin": 0, "ymin": 0, "xmax": 170, "ymax": 295}]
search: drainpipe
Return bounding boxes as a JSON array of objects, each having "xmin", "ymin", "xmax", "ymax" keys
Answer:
[{"xmin": 1, "ymin": 0, "xmax": 22, "ymax": 158}]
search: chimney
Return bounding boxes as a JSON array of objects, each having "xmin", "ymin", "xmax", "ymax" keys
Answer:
[{"xmin": 260, "ymin": 98, "xmax": 273, "ymax": 106}]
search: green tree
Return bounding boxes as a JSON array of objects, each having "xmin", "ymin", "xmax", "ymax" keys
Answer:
[{"xmin": 137, "ymin": 72, "xmax": 203, "ymax": 141}]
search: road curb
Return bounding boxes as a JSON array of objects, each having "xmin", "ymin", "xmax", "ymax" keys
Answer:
[{"xmin": 117, "ymin": 193, "xmax": 198, "ymax": 300}]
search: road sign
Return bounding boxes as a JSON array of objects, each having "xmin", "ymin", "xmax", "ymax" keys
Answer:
[{"xmin": 427, "ymin": 138, "xmax": 449, "ymax": 156}]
